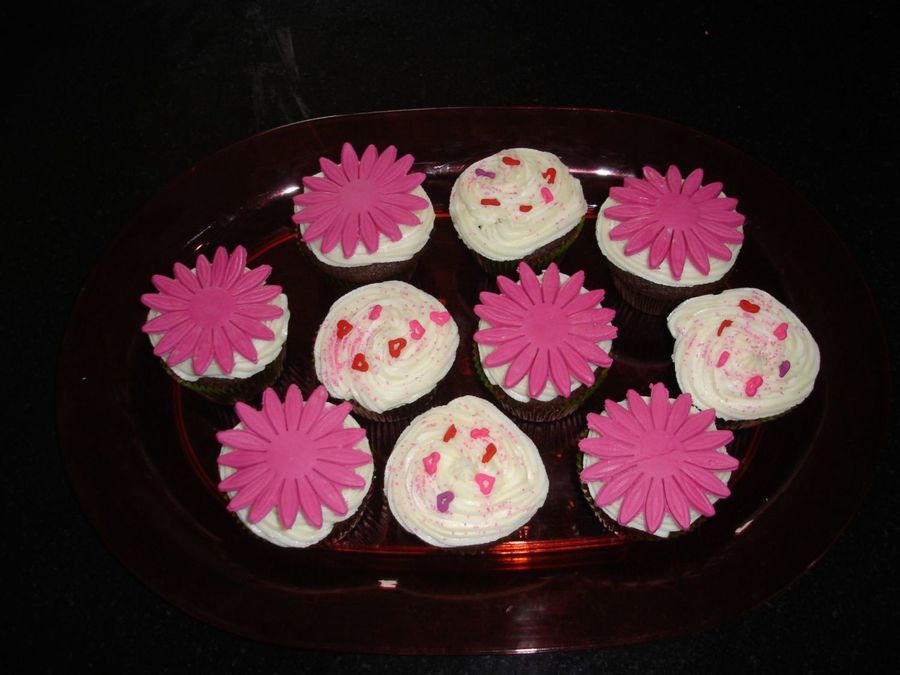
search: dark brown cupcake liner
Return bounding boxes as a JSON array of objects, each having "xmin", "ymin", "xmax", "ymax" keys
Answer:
[
  {"xmin": 467, "ymin": 218, "xmax": 586, "ymax": 275},
  {"xmin": 349, "ymin": 387, "xmax": 437, "ymax": 423},
  {"xmin": 607, "ymin": 263, "xmax": 729, "ymax": 317},
  {"xmin": 167, "ymin": 346, "xmax": 287, "ymax": 405}
]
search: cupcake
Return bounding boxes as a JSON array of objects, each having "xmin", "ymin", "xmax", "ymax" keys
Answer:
[
  {"xmin": 449, "ymin": 147, "xmax": 588, "ymax": 273},
  {"xmin": 140, "ymin": 245, "xmax": 289, "ymax": 404},
  {"xmin": 596, "ymin": 165, "xmax": 746, "ymax": 315},
  {"xmin": 667, "ymin": 287, "xmax": 821, "ymax": 426},
  {"xmin": 579, "ymin": 383, "xmax": 738, "ymax": 538},
  {"xmin": 473, "ymin": 261, "xmax": 617, "ymax": 422},
  {"xmin": 216, "ymin": 385, "xmax": 374, "ymax": 547},
  {"xmin": 292, "ymin": 142, "xmax": 435, "ymax": 286},
  {"xmin": 314, "ymin": 280, "xmax": 460, "ymax": 421},
  {"xmin": 384, "ymin": 395, "xmax": 549, "ymax": 548}
]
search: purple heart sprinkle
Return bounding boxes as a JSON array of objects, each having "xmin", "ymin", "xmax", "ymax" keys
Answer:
[
  {"xmin": 779, "ymin": 360, "xmax": 791, "ymax": 377},
  {"xmin": 475, "ymin": 168, "xmax": 496, "ymax": 179},
  {"xmin": 436, "ymin": 491, "xmax": 454, "ymax": 513}
]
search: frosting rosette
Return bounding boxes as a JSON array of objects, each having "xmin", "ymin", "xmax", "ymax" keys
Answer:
[
  {"xmin": 667, "ymin": 288, "xmax": 820, "ymax": 422},
  {"xmin": 449, "ymin": 148, "xmax": 587, "ymax": 262},
  {"xmin": 141, "ymin": 245, "xmax": 289, "ymax": 382},
  {"xmin": 292, "ymin": 142, "xmax": 434, "ymax": 268},
  {"xmin": 217, "ymin": 385, "xmax": 374, "ymax": 547},
  {"xmin": 579, "ymin": 383, "xmax": 738, "ymax": 537},
  {"xmin": 474, "ymin": 262, "xmax": 616, "ymax": 403},
  {"xmin": 385, "ymin": 395, "xmax": 549, "ymax": 548},
  {"xmin": 314, "ymin": 281, "xmax": 460, "ymax": 415},
  {"xmin": 596, "ymin": 165, "xmax": 745, "ymax": 286}
]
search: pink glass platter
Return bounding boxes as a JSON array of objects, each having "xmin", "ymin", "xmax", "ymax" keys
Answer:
[{"xmin": 58, "ymin": 107, "xmax": 887, "ymax": 653}]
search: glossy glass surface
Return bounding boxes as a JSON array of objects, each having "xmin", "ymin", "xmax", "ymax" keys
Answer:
[{"xmin": 58, "ymin": 108, "xmax": 887, "ymax": 653}]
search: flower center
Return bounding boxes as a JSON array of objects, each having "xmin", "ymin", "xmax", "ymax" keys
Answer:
[
  {"xmin": 188, "ymin": 287, "xmax": 236, "ymax": 328},
  {"xmin": 522, "ymin": 303, "xmax": 568, "ymax": 347},
  {"xmin": 266, "ymin": 431, "xmax": 315, "ymax": 478},
  {"xmin": 654, "ymin": 193, "xmax": 700, "ymax": 231},
  {"xmin": 638, "ymin": 429, "xmax": 679, "ymax": 457},
  {"xmin": 338, "ymin": 178, "xmax": 379, "ymax": 214}
]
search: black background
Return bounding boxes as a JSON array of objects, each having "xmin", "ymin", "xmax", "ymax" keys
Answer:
[{"xmin": 10, "ymin": 2, "xmax": 897, "ymax": 672}]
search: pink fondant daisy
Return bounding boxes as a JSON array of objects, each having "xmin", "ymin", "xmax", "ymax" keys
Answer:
[
  {"xmin": 604, "ymin": 165, "xmax": 745, "ymax": 280},
  {"xmin": 579, "ymin": 383, "xmax": 738, "ymax": 535},
  {"xmin": 141, "ymin": 246, "xmax": 283, "ymax": 375},
  {"xmin": 474, "ymin": 262, "xmax": 617, "ymax": 398},
  {"xmin": 217, "ymin": 385, "xmax": 372, "ymax": 529},
  {"xmin": 292, "ymin": 142, "xmax": 429, "ymax": 258}
]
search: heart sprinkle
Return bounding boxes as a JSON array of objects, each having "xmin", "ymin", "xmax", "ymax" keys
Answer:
[
  {"xmin": 388, "ymin": 337, "xmax": 407, "ymax": 358},
  {"xmin": 409, "ymin": 320, "xmax": 425, "ymax": 340},
  {"xmin": 502, "ymin": 156, "xmax": 521, "ymax": 166},
  {"xmin": 540, "ymin": 187, "xmax": 554, "ymax": 203},
  {"xmin": 481, "ymin": 443, "xmax": 497, "ymax": 463},
  {"xmin": 470, "ymin": 427, "xmax": 489, "ymax": 439},
  {"xmin": 745, "ymin": 375, "xmax": 763, "ymax": 397},
  {"xmin": 443, "ymin": 424, "xmax": 457, "ymax": 442},
  {"xmin": 774, "ymin": 322, "xmax": 789, "ymax": 340},
  {"xmin": 336, "ymin": 319, "xmax": 353, "ymax": 338},
  {"xmin": 739, "ymin": 299, "xmax": 761, "ymax": 313},
  {"xmin": 436, "ymin": 491, "xmax": 454, "ymax": 513},
  {"xmin": 429, "ymin": 311, "xmax": 451, "ymax": 326},
  {"xmin": 519, "ymin": 204, "xmax": 533, "ymax": 212},
  {"xmin": 422, "ymin": 452, "xmax": 440, "ymax": 475},
  {"xmin": 475, "ymin": 473, "xmax": 496, "ymax": 495},
  {"xmin": 717, "ymin": 319, "xmax": 733, "ymax": 336},
  {"xmin": 480, "ymin": 198, "xmax": 500, "ymax": 206},
  {"xmin": 541, "ymin": 167, "xmax": 557, "ymax": 184},
  {"xmin": 351, "ymin": 353, "xmax": 368, "ymax": 372},
  {"xmin": 779, "ymin": 360, "xmax": 791, "ymax": 378},
  {"xmin": 475, "ymin": 168, "xmax": 496, "ymax": 179},
  {"xmin": 716, "ymin": 351, "xmax": 730, "ymax": 367},
  {"xmin": 368, "ymin": 304, "xmax": 382, "ymax": 320}
]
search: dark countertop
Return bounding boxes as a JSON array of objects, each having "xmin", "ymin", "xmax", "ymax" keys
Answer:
[{"xmin": 12, "ymin": 2, "xmax": 897, "ymax": 672}]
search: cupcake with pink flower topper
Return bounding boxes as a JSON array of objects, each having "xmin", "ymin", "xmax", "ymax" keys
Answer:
[
  {"xmin": 217, "ymin": 385, "xmax": 374, "ymax": 547},
  {"xmin": 292, "ymin": 142, "xmax": 435, "ymax": 286},
  {"xmin": 596, "ymin": 165, "xmax": 747, "ymax": 315},
  {"xmin": 141, "ymin": 245, "xmax": 289, "ymax": 403},
  {"xmin": 473, "ymin": 261, "xmax": 617, "ymax": 422},
  {"xmin": 579, "ymin": 382, "xmax": 739, "ymax": 538}
]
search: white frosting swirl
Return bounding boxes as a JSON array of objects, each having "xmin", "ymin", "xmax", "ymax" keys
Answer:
[
  {"xmin": 449, "ymin": 148, "xmax": 587, "ymax": 261},
  {"xmin": 146, "ymin": 293, "xmax": 290, "ymax": 382},
  {"xmin": 667, "ymin": 288, "xmax": 820, "ymax": 421},
  {"xmin": 295, "ymin": 180, "xmax": 435, "ymax": 268},
  {"xmin": 314, "ymin": 281, "xmax": 460, "ymax": 413},
  {"xmin": 218, "ymin": 411, "xmax": 373, "ymax": 547},
  {"xmin": 596, "ymin": 195, "xmax": 743, "ymax": 287},
  {"xmin": 385, "ymin": 396, "xmax": 549, "ymax": 547},
  {"xmin": 476, "ymin": 272, "xmax": 612, "ymax": 402}
]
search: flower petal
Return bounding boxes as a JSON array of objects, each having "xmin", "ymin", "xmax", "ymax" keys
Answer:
[
  {"xmin": 235, "ymin": 402, "xmax": 276, "ymax": 440},
  {"xmin": 195, "ymin": 254, "xmax": 212, "ymax": 287},
  {"xmin": 217, "ymin": 430, "xmax": 269, "ymax": 452},
  {"xmin": 217, "ymin": 449, "xmax": 267, "ymax": 468},
  {"xmin": 358, "ymin": 144, "xmax": 378, "ymax": 178},
  {"xmin": 263, "ymin": 388, "xmax": 287, "ymax": 432},
  {"xmin": 173, "ymin": 262, "xmax": 201, "ymax": 293},
  {"xmin": 681, "ymin": 429, "xmax": 735, "ymax": 452},
  {"xmin": 501, "ymin": 343, "xmax": 537, "ymax": 389},
  {"xmin": 593, "ymin": 467, "xmax": 640, "ymax": 506},
  {"xmin": 368, "ymin": 145, "xmax": 398, "ymax": 180},
  {"xmin": 663, "ymin": 477, "xmax": 693, "ymax": 530},
  {"xmin": 282, "ymin": 384, "xmax": 304, "ymax": 430},
  {"xmin": 297, "ymin": 475, "xmax": 324, "ymax": 529},
  {"xmin": 278, "ymin": 478, "xmax": 300, "ymax": 529},
  {"xmin": 210, "ymin": 246, "xmax": 229, "ymax": 286},
  {"xmin": 647, "ymin": 226, "xmax": 673, "ymax": 270},
  {"xmin": 668, "ymin": 231, "xmax": 687, "ymax": 280},
  {"xmin": 626, "ymin": 389, "xmax": 653, "ymax": 430},
  {"xmin": 665, "ymin": 165, "xmax": 684, "ymax": 193},
  {"xmin": 298, "ymin": 386, "xmax": 327, "ymax": 433},
  {"xmin": 683, "ymin": 231, "xmax": 711, "ymax": 275},
  {"xmin": 643, "ymin": 478, "xmax": 666, "ymax": 534},
  {"xmin": 681, "ymin": 168, "xmax": 704, "ymax": 197},
  {"xmin": 482, "ymin": 335, "xmax": 529, "ymax": 368},
  {"xmin": 554, "ymin": 270, "xmax": 586, "ymax": 306},
  {"xmin": 211, "ymin": 327, "xmax": 235, "ymax": 374},
  {"xmin": 314, "ymin": 461, "xmax": 367, "ymax": 488},
  {"xmin": 623, "ymin": 222, "xmax": 664, "ymax": 256},
  {"xmin": 308, "ymin": 472, "xmax": 349, "ymax": 516},
  {"xmin": 673, "ymin": 472, "xmax": 715, "ymax": 516},
  {"xmin": 618, "ymin": 473, "xmax": 651, "ymax": 525},
  {"xmin": 496, "ymin": 274, "xmax": 534, "ymax": 310},
  {"xmin": 528, "ymin": 348, "xmax": 550, "ymax": 398},
  {"xmin": 142, "ymin": 310, "xmax": 190, "ymax": 333},
  {"xmin": 681, "ymin": 465, "xmax": 731, "ymax": 498},
  {"xmin": 340, "ymin": 142, "xmax": 360, "ymax": 180},
  {"xmin": 685, "ymin": 450, "xmax": 739, "ymax": 471},
  {"xmin": 151, "ymin": 274, "xmax": 193, "ymax": 300},
  {"xmin": 648, "ymin": 382, "xmax": 670, "ymax": 429},
  {"xmin": 229, "ymin": 265, "xmax": 272, "ymax": 296},
  {"xmin": 220, "ymin": 464, "xmax": 269, "ymax": 494},
  {"xmin": 665, "ymin": 393, "xmax": 694, "ymax": 433},
  {"xmin": 228, "ymin": 315, "xmax": 275, "ymax": 341},
  {"xmin": 558, "ymin": 342, "xmax": 596, "ymax": 387},
  {"xmin": 307, "ymin": 401, "xmax": 353, "ymax": 438},
  {"xmin": 548, "ymin": 348, "xmax": 572, "ymax": 398},
  {"xmin": 320, "ymin": 156, "xmax": 348, "ymax": 186},
  {"xmin": 359, "ymin": 212, "xmax": 380, "ymax": 253},
  {"xmin": 517, "ymin": 262, "xmax": 543, "ymax": 304},
  {"xmin": 674, "ymin": 407, "xmax": 716, "ymax": 441},
  {"xmin": 222, "ymin": 322, "xmax": 258, "ymax": 362},
  {"xmin": 141, "ymin": 292, "xmax": 189, "ymax": 312},
  {"xmin": 248, "ymin": 476, "xmax": 282, "ymax": 524}
]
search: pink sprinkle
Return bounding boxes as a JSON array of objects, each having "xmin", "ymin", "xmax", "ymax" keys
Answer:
[
  {"xmin": 409, "ymin": 319, "xmax": 425, "ymax": 340},
  {"xmin": 475, "ymin": 473, "xmax": 495, "ymax": 495},
  {"xmin": 540, "ymin": 187, "xmax": 554, "ymax": 203},
  {"xmin": 716, "ymin": 351, "xmax": 730, "ymax": 367},
  {"xmin": 774, "ymin": 322, "xmax": 789, "ymax": 340},
  {"xmin": 779, "ymin": 360, "xmax": 791, "ymax": 377},
  {"xmin": 423, "ymin": 452, "xmax": 440, "ymax": 475},
  {"xmin": 475, "ymin": 168, "xmax": 496, "ymax": 179},
  {"xmin": 436, "ymin": 491, "xmax": 454, "ymax": 513},
  {"xmin": 745, "ymin": 375, "xmax": 764, "ymax": 397},
  {"xmin": 368, "ymin": 304, "xmax": 382, "ymax": 320},
  {"xmin": 429, "ymin": 311, "xmax": 451, "ymax": 326},
  {"xmin": 470, "ymin": 427, "xmax": 489, "ymax": 439}
]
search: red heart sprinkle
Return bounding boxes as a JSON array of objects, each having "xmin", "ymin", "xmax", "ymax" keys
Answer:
[
  {"xmin": 336, "ymin": 319, "xmax": 352, "ymax": 338},
  {"xmin": 480, "ymin": 198, "xmax": 500, "ymax": 206},
  {"xmin": 519, "ymin": 204, "xmax": 533, "ymax": 212},
  {"xmin": 388, "ymin": 337, "xmax": 407, "ymax": 358},
  {"xmin": 443, "ymin": 425, "xmax": 456, "ymax": 442},
  {"xmin": 481, "ymin": 443, "xmax": 497, "ymax": 463},
  {"xmin": 351, "ymin": 353, "xmax": 368, "ymax": 372},
  {"xmin": 541, "ymin": 167, "xmax": 557, "ymax": 184},
  {"xmin": 502, "ymin": 156, "xmax": 520, "ymax": 165},
  {"xmin": 717, "ymin": 319, "xmax": 733, "ymax": 336},
  {"xmin": 739, "ymin": 299, "xmax": 760, "ymax": 313}
]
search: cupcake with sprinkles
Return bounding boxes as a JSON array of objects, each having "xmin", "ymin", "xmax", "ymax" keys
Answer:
[
  {"xmin": 579, "ymin": 382, "xmax": 739, "ymax": 538},
  {"xmin": 473, "ymin": 261, "xmax": 617, "ymax": 422},
  {"xmin": 667, "ymin": 287, "xmax": 820, "ymax": 427},
  {"xmin": 314, "ymin": 280, "xmax": 460, "ymax": 421},
  {"xmin": 385, "ymin": 395, "xmax": 549, "ymax": 548},
  {"xmin": 449, "ymin": 148, "xmax": 588, "ymax": 273},
  {"xmin": 217, "ymin": 385, "xmax": 374, "ymax": 547},
  {"xmin": 292, "ymin": 142, "xmax": 435, "ymax": 286},
  {"xmin": 140, "ymin": 245, "xmax": 289, "ymax": 404},
  {"xmin": 596, "ymin": 165, "xmax": 746, "ymax": 315}
]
